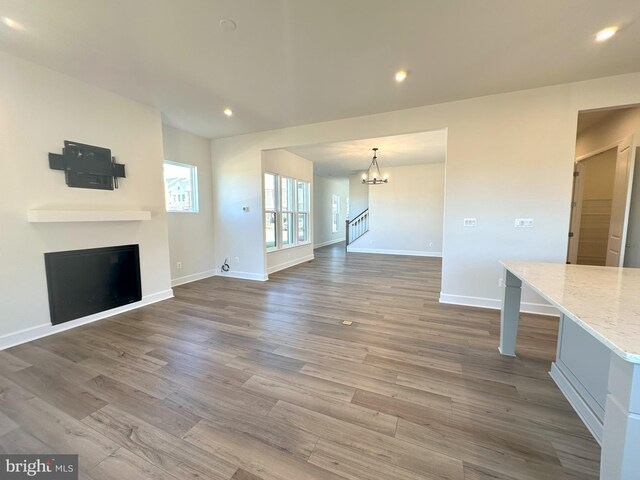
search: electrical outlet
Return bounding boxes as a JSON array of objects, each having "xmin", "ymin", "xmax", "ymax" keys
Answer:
[
  {"xmin": 429, "ymin": 241, "xmax": 434, "ymax": 247},
  {"xmin": 498, "ymin": 278, "xmax": 503, "ymax": 287},
  {"xmin": 515, "ymin": 218, "xmax": 534, "ymax": 228},
  {"xmin": 463, "ymin": 218, "xmax": 477, "ymax": 227},
  {"xmin": 235, "ymin": 257, "xmax": 240, "ymax": 264},
  {"xmin": 176, "ymin": 261, "xmax": 183, "ymax": 269}
]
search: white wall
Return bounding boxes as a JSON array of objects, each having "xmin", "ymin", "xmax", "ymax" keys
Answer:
[
  {"xmin": 313, "ymin": 175, "xmax": 348, "ymax": 247},
  {"xmin": 262, "ymin": 150, "xmax": 314, "ymax": 275},
  {"xmin": 349, "ymin": 163, "xmax": 444, "ymax": 256},
  {"xmin": 576, "ymin": 107, "xmax": 640, "ymax": 267},
  {"xmin": 211, "ymin": 72, "xmax": 640, "ymax": 313},
  {"xmin": 348, "ymin": 175, "xmax": 369, "ymax": 220},
  {"xmin": 162, "ymin": 124, "xmax": 216, "ymax": 285},
  {"xmin": 0, "ymin": 52, "xmax": 172, "ymax": 344}
]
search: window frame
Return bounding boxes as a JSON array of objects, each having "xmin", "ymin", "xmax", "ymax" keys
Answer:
[
  {"xmin": 264, "ymin": 172, "xmax": 279, "ymax": 251},
  {"xmin": 297, "ymin": 180, "xmax": 311, "ymax": 244},
  {"xmin": 332, "ymin": 194, "xmax": 340, "ymax": 233},
  {"xmin": 264, "ymin": 172, "xmax": 312, "ymax": 252},
  {"xmin": 163, "ymin": 160, "xmax": 199, "ymax": 213},
  {"xmin": 280, "ymin": 176, "xmax": 296, "ymax": 248}
]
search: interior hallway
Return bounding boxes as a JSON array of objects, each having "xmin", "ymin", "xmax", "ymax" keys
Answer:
[{"xmin": 0, "ymin": 243, "xmax": 600, "ymax": 479}]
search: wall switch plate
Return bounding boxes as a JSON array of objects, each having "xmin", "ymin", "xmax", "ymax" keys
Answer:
[
  {"xmin": 463, "ymin": 218, "xmax": 477, "ymax": 227},
  {"xmin": 515, "ymin": 218, "xmax": 534, "ymax": 228}
]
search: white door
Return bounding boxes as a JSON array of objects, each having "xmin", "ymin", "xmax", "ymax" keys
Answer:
[{"xmin": 606, "ymin": 135, "xmax": 637, "ymax": 267}]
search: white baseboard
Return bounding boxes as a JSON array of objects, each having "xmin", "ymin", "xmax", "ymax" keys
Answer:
[
  {"xmin": 267, "ymin": 254, "xmax": 315, "ymax": 274},
  {"xmin": 216, "ymin": 270, "xmax": 268, "ymax": 281},
  {"xmin": 346, "ymin": 247, "xmax": 442, "ymax": 257},
  {"xmin": 0, "ymin": 289, "xmax": 174, "ymax": 351},
  {"xmin": 314, "ymin": 238, "xmax": 346, "ymax": 249},
  {"xmin": 171, "ymin": 269, "xmax": 216, "ymax": 287},
  {"xmin": 438, "ymin": 293, "xmax": 559, "ymax": 316},
  {"xmin": 550, "ymin": 363, "xmax": 603, "ymax": 445}
]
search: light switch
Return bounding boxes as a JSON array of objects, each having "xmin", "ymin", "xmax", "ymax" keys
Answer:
[
  {"xmin": 515, "ymin": 218, "xmax": 534, "ymax": 228},
  {"xmin": 463, "ymin": 218, "xmax": 477, "ymax": 227}
]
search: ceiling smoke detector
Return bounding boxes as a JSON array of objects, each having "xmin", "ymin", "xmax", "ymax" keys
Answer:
[{"xmin": 219, "ymin": 18, "xmax": 237, "ymax": 32}]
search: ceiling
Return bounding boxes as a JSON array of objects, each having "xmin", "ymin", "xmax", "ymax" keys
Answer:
[
  {"xmin": 1, "ymin": 1, "xmax": 640, "ymax": 139},
  {"xmin": 285, "ymin": 130, "xmax": 447, "ymax": 177}
]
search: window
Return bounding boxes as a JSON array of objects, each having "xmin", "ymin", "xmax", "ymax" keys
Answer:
[
  {"xmin": 163, "ymin": 161, "xmax": 199, "ymax": 212},
  {"xmin": 297, "ymin": 181, "xmax": 310, "ymax": 242},
  {"xmin": 265, "ymin": 212, "xmax": 277, "ymax": 249},
  {"xmin": 265, "ymin": 173, "xmax": 278, "ymax": 249},
  {"xmin": 332, "ymin": 194, "xmax": 340, "ymax": 233},
  {"xmin": 281, "ymin": 177, "xmax": 295, "ymax": 247},
  {"xmin": 264, "ymin": 173, "xmax": 311, "ymax": 250}
]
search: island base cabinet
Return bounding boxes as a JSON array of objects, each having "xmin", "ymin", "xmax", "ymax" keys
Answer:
[{"xmin": 551, "ymin": 314, "xmax": 610, "ymax": 442}]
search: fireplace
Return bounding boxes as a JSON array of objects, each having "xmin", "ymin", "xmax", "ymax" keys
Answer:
[{"xmin": 44, "ymin": 244, "xmax": 142, "ymax": 325}]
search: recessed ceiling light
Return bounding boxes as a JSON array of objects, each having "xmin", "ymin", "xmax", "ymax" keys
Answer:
[
  {"xmin": 395, "ymin": 70, "xmax": 407, "ymax": 82},
  {"xmin": 223, "ymin": 108, "xmax": 233, "ymax": 117},
  {"xmin": 1, "ymin": 16, "xmax": 24, "ymax": 31},
  {"xmin": 595, "ymin": 26, "xmax": 619, "ymax": 42}
]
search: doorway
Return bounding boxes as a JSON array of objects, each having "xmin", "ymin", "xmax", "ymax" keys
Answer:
[
  {"xmin": 568, "ymin": 106, "xmax": 640, "ymax": 267},
  {"xmin": 568, "ymin": 146, "xmax": 618, "ymax": 265}
]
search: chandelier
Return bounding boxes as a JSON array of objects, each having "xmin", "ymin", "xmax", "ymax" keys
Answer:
[{"xmin": 362, "ymin": 147, "xmax": 388, "ymax": 184}]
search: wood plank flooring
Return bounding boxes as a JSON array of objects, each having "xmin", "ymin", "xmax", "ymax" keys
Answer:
[{"xmin": 0, "ymin": 243, "xmax": 600, "ymax": 479}]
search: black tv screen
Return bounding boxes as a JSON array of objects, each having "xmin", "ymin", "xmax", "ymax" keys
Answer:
[{"xmin": 44, "ymin": 244, "xmax": 142, "ymax": 325}]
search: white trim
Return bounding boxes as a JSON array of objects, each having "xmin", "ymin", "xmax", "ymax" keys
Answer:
[
  {"xmin": 314, "ymin": 238, "xmax": 345, "ymax": 249},
  {"xmin": 439, "ymin": 293, "xmax": 559, "ymax": 316},
  {"xmin": 171, "ymin": 269, "xmax": 216, "ymax": 287},
  {"xmin": 267, "ymin": 241, "xmax": 312, "ymax": 254},
  {"xmin": 216, "ymin": 270, "xmax": 268, "ymax": 281},
  {"xmin": 575, "ymin": 140, "xmax": 622, "ymax": 162},
  {"xmin": 550, "ymin": 363, "xmax": 603, "ymax": 445},
  {"xmin": 267, "ymin": 254, "xmax": 315, "ymax": 274},
  {"xmin": 0, "ymin": 289, "xmax": 174, "ymax": 351},
  {"xmin": 347, "ymin": 247, "xmax": 442, "ymax": 257}
]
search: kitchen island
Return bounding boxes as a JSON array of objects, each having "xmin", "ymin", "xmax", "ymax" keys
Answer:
[{"xmin": 499, "ymin": 261, "xmax": 640, "ymax": 480}]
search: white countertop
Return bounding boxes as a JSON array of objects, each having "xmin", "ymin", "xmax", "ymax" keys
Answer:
[{"xmin": 501, "ymin": 261, "xmax": 640, "ymax": 364}]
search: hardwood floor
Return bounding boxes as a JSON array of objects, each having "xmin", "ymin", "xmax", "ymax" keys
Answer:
[{"xmin": 0, "ymin": 243, "xmax": 600, "ymax": 479}]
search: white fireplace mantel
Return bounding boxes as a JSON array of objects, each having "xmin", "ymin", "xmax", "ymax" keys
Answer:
[{"xmin": 27, "ymin": 209, "xmax": 152, "ymax": 223}]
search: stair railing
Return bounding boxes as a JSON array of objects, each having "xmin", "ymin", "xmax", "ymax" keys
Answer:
[{"xmin": 345, "ymin": 208, "xmax": 369, "ymax": 249}]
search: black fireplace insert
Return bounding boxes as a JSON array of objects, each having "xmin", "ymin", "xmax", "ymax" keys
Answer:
[{"xmin": 44, "ymin": 244, "xmax": 142, "ymax": 325}]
